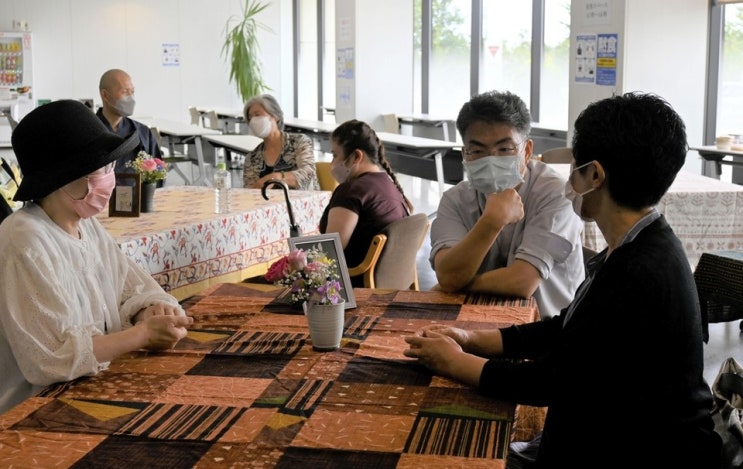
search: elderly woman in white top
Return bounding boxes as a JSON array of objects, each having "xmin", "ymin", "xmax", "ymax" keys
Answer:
[
  {"xmin": 242, "ymin": 94, "xmax": 320, "ymax": 191},
  {"xmin": 0, "ymin": 100, "xmax": 193, "ymax": 414}
]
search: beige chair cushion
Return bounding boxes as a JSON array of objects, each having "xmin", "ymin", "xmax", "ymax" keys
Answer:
[{"xmin": 373, "ymin": 213, "xmax": 429, "ymax": 290}]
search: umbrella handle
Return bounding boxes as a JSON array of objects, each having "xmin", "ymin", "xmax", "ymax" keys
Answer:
[{"xmin": 261, "ymin": 179, "xmax": 302, "ymax": 237}]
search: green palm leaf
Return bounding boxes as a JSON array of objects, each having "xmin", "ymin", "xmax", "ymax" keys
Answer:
[{"xmin": 222, "ymin": 0, "xmax": 272, "ymax": 101}]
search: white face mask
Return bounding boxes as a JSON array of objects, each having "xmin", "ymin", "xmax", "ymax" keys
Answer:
[
  {"xmin": 249, "ymin": 115, "xmax": 272, "ymax": 138},
  {"xmin": 112, "ymin": 95, "xmax": 135, "ymax": 117},
  {"xmin": 564, "ymin": 161, "xmax": 595, "ymax": 222},
  {"xmin": 330, "ymin": 159, "xmax": 353, "ymax": 183},
  {"xmin": 463, "ymin": 155, "xmax": 524, "ymax": 194}
]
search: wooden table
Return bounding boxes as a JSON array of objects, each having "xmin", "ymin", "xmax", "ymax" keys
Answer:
[
  {"xmin": 96, "ymin": 186, "xmax": 330, "ymax": 300},
  {"xmin": 0, "ymin": 284, "xmax": 539, "ymax": 468},
  {"xmin": 135, "ymin": 118, "xmax": 221, "ymax": 186}
]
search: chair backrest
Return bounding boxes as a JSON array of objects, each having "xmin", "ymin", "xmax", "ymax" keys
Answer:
[
  {"xmin": 348, "ymin": 213, "xmax": 430, "ymax": 290},
  {"xmin": 205, "ymin": 110, "xmax": 222, "ymax": 131},
  {"xmin": 382, "ymin": 113, "xmax": 400, "ymax": 134},
  {"xmin": 5, "ymin": 112, "xmax": 18, "ymax": 131},
  {"xmin": 150, "ymin": 126, "xmax": 163, "ymax": 146},
  {"xmin": 316, "ymin": 162, "xmax": 339, "ymax": 191},
  {"xmin": 538, "ymin": 146, "xmax": 573, "ymax": 164},
  {"xmin": 188, "ymin": 106, "xmax": 201, "ymax": 126}
]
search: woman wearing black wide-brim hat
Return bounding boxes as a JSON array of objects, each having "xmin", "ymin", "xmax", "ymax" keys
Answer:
[{"xmin": 0, "ymin": 100, "xmax": 193, "ymax": 415}]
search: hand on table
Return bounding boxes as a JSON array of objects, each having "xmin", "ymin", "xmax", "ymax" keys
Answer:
[{"xmin": 137, "ymin": 314, "xmax": 193, "ymax": 351}]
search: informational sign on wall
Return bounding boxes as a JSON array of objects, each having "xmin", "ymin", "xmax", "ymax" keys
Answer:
[
  {"xmin": 574, "ymin": 32, "xmax": 617, "ymax": 87},
  {"xmin": 596, "ymin": 33, "xmax": 618, "ymax": 86},
  {"xmin": 336, "ymin": 47, "xmax": 354, "ymax": 79},
  {"xmin": 161, "ymin": 43, "xmax": 180, "ymax": 67},
  {"xmin": 583, "ymin": 0, "xmax": 611, "ymax": 25},
  {"xmin": 575, "ymin": 34, "xmax": 597, "ymax": 84}
]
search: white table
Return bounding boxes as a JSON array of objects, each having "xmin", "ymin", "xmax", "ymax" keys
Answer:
[
  {"xmin": 376, "ymin": 131, "xmax": 460, "ymax": 198},
  {"xmin": 581, "ymin": 170, "xmax": 743, "ymax": 268},
  {"xmin": 196, "ymin": 106, "xmax": 245, "ymax": 133},
  {"xmin": 283, "ymin": 117, "xmax": 339, "ymax": 153},
  {"xmin": 397, "ymin": 113, "xmax": 456, "ymax": 142},
  {"xmin": 203, "ymin": 134, "xmax": 263, "ymax": 169},
  {"xmin": 135, "ymin": 118, "xmax": 221, "ymax": 186},
  {"xmin": 690, "ymin": 145, "xmax": 743, "ymax": 184}
]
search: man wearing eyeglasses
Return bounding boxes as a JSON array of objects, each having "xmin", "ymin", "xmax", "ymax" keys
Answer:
[{"xmin": 430, "ymin": 90, "xmax": 585, "ymax": 319}]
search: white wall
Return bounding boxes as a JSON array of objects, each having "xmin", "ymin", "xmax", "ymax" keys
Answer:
[
  {"xmin": 334, "ymin": 0, "xmax": 413, "ymax": 131},
  {"xmin": 0, "ymin": 0, "xmax": 291, "ymax": 123},
  {"xmin": 567, "ymin": 0, "xmax": 709, "ymax": 174}
]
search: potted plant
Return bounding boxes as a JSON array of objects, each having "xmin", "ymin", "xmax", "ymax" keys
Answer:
[
  {"xmin": 265, "ymin": 247, "xmax": 345, "ymax": 351},
  {"xmin": 222, "ymin": 0, "xmax": 272, "ymax": 102},
  {"xmin": 126, "ymin": 151, "xmax": 167, "ymax": 212}
]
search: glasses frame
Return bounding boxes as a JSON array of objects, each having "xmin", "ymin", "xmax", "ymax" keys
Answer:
[{"xmin": 462, "ymin": 140, "xmax": 525, "ymax": 161}]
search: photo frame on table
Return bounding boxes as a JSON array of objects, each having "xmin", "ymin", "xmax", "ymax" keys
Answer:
[
  {"xmin": 108, "ymin": 172, "xmax": 141, "ymax": 217},
  {"xmin": 288, "ymin": 233, "xmax": 356, "ymax": 309}
]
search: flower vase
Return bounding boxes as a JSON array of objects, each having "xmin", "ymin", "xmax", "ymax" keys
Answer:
[
  {"xmin": 303, "ymin": 300, "xmax": 345, "ymax": 351},
  {"xmin": 141, "ymin": 182, "xmax": 156, "ymax": 213}
]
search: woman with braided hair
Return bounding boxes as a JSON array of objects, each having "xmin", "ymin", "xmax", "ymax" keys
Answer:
[{"xmin": 319, "ymin": 119, "xmax": 414, "ymax": 287}]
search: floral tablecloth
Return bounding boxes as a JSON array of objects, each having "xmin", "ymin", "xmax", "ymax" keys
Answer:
[
  {"xmin": 582, "ymin": 171, "xmax": 743, "ymax": 268},
  {"xmin": 97, "ymin": 186, "xmax": 331, "ymax": 299}
]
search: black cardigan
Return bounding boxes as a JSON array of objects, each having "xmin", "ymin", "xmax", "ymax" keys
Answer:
[{"xmin": 480, "ymin": 216, "xmax": 721, "ymax": 467}]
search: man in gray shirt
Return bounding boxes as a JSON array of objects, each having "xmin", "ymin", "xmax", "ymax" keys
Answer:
[{"xmin": 430, "ymin": 91, "xmax": 584, "ymax": 318}]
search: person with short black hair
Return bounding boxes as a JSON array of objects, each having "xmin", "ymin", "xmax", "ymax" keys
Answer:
[
  {"xmin": 0, "ymin": 100, "xmax": 193, "ymax": 415},
  {"xmin": 430, "ymin": 90, "xmax": 585, "ymax": 319},
  {"xmin": 405, "ymin": 92, "xmax": 722, "ymax": 467}
]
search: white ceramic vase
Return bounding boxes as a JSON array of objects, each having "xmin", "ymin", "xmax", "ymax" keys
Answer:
[{"xmin": 303, "ymin": 300, "xmax": 345, "ymax": 351}]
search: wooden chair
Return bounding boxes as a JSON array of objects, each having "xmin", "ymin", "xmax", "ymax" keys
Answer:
[
  {"xmin": 315, "ymin": 161, "xmax": 338, "ymax": 191},
  {"xmin": 348, "ymin": 213, "xmax": 430, "ymax": 290},
  {"xmin": 151, "ymin": 126, "xmax": 193, "ymax": 185},
  {"xmin": 538, "ymin": 146, "xmax": 573, "ymax": 164}
]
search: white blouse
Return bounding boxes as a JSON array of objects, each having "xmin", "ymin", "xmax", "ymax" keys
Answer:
[{"xmin": 0, "ymin": 204, "xmax": 181, "ymax": 413}]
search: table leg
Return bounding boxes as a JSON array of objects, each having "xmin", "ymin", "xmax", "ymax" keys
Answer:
[
  {"xmin": 434, "ymin": 151, "xmax": 445, "ymax": 199},
  {"xmin": 192, "ymin": 136, "xmax": 211, "ymax": 186}
]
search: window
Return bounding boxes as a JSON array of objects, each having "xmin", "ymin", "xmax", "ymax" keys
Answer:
[
  {"xmin": 539, "ymin": 0, "xmax": 571, "ymax": 129},
  {"xmin": 717, "ymin": 3, "xmax": 743, "ymax": 136},
  {"xmin": 297, "ymin": 1, "xmax": 571, "ymax": 130},
  {"xmin": 297, "ymin": 0, "xmax": 319, "ymax": 120},
  {"xmin": 481, "ymin": 1, "xmax": 532, "ymax": 106},
  {"xmin": 428, "ymin": 0, "xmax": 472, "ymax": 117}
]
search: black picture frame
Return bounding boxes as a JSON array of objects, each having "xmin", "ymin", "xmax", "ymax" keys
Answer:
[
  {"xmin": 288, "ymin": 233, "xmax": 356, "ymax": 309},
  {"xmin": 108, "ymin": 172, "xmax": 141, "ymax": 217}
]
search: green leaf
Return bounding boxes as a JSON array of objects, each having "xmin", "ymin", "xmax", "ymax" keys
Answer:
[{"xmin": 221, "ymin": 0, "xmax": 273, "ymax": 101}]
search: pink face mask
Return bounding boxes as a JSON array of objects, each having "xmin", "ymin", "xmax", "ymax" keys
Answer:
[{"xmin": 63, "ymin": 171, "xmax": 116, "ymax": 218}]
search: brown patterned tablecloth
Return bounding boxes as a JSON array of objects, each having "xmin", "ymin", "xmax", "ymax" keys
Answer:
[{"xmin": 0, "ymin": 284, "xmax": 539, "ymax": 468}]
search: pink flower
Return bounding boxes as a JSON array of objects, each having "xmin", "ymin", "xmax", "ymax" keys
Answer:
[
  {"xmin": 287, "ymin": 249, "xmax": 307, "ymax": 271},
  {"xmin": 140, "ymin": 158, "xmax": 158, "ymax": 172}
]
